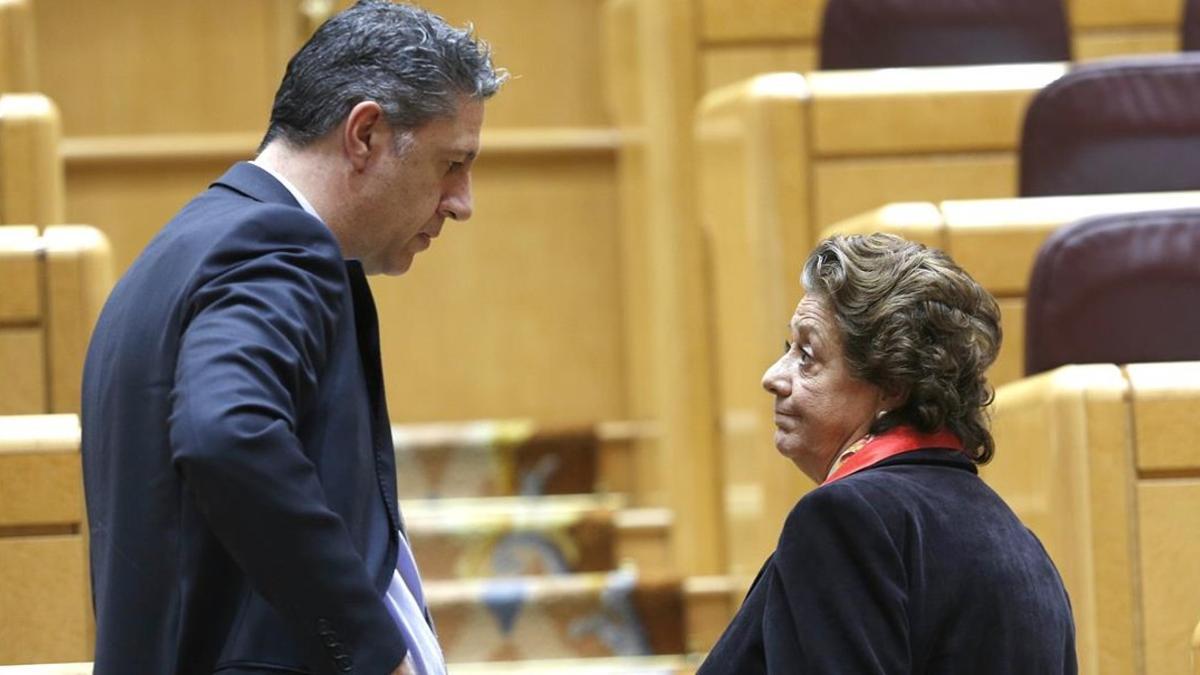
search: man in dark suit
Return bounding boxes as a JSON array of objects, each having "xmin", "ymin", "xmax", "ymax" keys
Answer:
[{"xmin": 80, "ymin": 3, "xmax": 504, "ymax": 673}]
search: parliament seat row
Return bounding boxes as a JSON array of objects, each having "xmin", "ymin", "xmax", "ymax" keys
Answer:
[
  {"xmin": 605, "ymin": 0, "xmax": 1200, "ymax": 577},
  {"xmin": 690, "ymin": 54, "xmax": 1200, "ymax": 569},
  {"xmin": 0, "ymin": 411, "xmax": 732, "ymax": 667},
  {"xmin": 8, "ymin": 359, "xmax": 1200, "ymax": 672}
]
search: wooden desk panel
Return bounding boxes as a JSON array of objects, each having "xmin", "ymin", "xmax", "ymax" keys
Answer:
[{"xmin": 0, "ymin": 535, "xmax": 89, "ymax": 665}]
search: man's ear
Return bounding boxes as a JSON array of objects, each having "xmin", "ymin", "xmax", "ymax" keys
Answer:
[{"xmin": 342, "ymin": 100, "xmax": 386, "ymax": 172}]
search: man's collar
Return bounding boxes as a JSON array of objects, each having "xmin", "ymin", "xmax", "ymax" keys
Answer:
[{"xmin": 250, "ymin": 159, "xmax": 324, "ymax": 223}]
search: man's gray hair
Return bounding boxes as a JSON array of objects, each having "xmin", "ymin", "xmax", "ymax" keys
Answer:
[{"xmin": 259, "ymin": 0, "xmax": 506, "ymax": 151}]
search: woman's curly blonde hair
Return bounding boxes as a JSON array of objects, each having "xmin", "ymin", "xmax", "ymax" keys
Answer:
[{"xmin": 802, "ymin": 233, "xmax": 1002, "ymax": 463}]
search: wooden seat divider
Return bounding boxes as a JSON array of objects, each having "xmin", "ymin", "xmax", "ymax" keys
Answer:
[
  {"xmin": 0, "ymin": 93, "xmax": 63, "ymax": 227},
  {"xmin": 986, "ymin": 362, "xmax": 1200, "ymax": 675},
  {"xmin": 0, "ymin": 0, "xmax": 36, "ymax": 93}
]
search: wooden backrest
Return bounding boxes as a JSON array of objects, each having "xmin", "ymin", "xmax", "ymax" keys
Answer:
[
  {"xmin": 0, "ymin": 0, "xmax": 36, "ymax": 93},
  {"xmin": 0, "ymin": 94, "xmax": 63, "ymax": 226},
  {"xmin": 0, "ymin": 225, "xmax": 112, "ymax": 416},
  {"xmin": 0, "ymin": 413, "xmax": 90, "ymax": 665},
  {"xmin": 987, "ymin": 362, "xmax": 1200, "ymax": 675}
]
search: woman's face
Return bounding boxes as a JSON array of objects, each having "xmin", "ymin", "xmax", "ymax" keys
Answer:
[{"xmin": 762, "ymin": 295, "xmax": 888, "ymax": 483}]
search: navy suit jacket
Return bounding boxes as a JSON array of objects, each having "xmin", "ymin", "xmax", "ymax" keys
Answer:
[
  {"xmin": 698, "ymin": 450, "xmax": 1077, "ymax": 674},
  {"xmin": 82, "ymin": 163, "xmax": 407, "ymax": 674}
]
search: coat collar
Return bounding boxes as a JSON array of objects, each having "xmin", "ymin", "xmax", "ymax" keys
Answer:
[{"xmin": 210, "ymin": 161, "xmax": 302, "ymax": 209}]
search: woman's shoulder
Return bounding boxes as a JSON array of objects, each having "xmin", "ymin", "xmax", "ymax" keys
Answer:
[{"xmin": 783, "ymin": 478, "xmax": 901, "ymax": 541}]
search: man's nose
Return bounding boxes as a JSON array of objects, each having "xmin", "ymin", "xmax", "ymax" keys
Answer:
[{"xmin": 442, "ymin": 174, "xmax": 473, "ymax": 221}]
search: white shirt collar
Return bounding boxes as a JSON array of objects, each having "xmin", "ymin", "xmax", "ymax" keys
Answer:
[{"xmin": 250, "ymin": 159, "xmax": 324, "ymax": 223}]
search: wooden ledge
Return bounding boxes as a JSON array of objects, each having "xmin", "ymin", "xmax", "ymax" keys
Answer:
[
  {"xmin": 0, "ymin": 414, "xmax": 79, "ymax": 454},
  {"xmin": 60, "ymin": 127, "xmax": 620, "ymax": 165}
]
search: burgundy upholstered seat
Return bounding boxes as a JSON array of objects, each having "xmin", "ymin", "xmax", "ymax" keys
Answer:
[
  {"xmin": 1019, "ymin": 54, "xmax": 1200, "ymax": 197},
  {"xmin": 819, "ymin": 0, "xmax": 1071, "ymax": 70},
  {"xmin": 1024, "ymin": 208, "xmax": 1200, "ymax": 375}
]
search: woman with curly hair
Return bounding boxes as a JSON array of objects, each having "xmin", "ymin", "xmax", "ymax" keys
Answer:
[{"xmin": 698, "ymin": 234, "xmax": 1076, "ymax": 674}]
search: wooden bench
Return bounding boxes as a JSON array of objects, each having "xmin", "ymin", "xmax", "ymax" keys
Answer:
[
  {"xmin": 0, "ymin": 225, "xmax": 112, "ymax": 416},
  {"xmin": 0, "ymin": 413, "xmax": 89, "ymax": 665},
  {"xmin": 403, "ymin": 496, "xmax": 673, "ymax": 579},
  {"xmin": 987, "ymin": 362, "xmax": 1200, "ymax": 675},
  {"xmin": 393, "ymin": 420, "xmax": 655, "ymax": 500},
  {"xmin": 425, "ymin": 570, "xmax": 735, "ymax": 661}
]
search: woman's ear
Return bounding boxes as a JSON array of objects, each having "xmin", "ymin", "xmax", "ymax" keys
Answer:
[{"xmin": 880, "ymin": 382, "xmax": 910, "ymax": 412}]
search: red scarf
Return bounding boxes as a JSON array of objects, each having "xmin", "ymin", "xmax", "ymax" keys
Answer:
[{"xmin": 822, "ymin": 426, "xmax": 963, "ymax": 485}]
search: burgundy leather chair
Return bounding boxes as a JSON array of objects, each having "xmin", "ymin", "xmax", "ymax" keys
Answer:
[
  {"xmin": 1185, "ymin": 0, "xmax": 1200, "ymax": 51},
  {"xmin": 819, "ymin": 0, "xmax": 1071, "ymax": 70},
  {"xmin": 1019, "ymin": 54, "xmax": 1200, "ymax": 197},
  {"xmin": 1024, "ymin": 208, "xmax": 1200, "ymax": 375}
]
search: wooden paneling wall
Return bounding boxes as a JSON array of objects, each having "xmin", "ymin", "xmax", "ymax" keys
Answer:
[
  {"xmin": 32, "ymin": 0, "xmax": 297, "ymax": 136},
  {"xmin": 38, "ymin": 1, "xmax": 631, "ymax": 430}
]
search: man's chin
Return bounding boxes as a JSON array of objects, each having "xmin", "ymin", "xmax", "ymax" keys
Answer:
[{"xmin": 381, "ymin": 253, "xmax": 416, "ymax": 276}]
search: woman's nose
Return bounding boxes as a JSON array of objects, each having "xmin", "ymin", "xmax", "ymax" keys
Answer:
[{"xmin": 762, "ymin": 357, "xmax": 790, "ymax": 397}]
